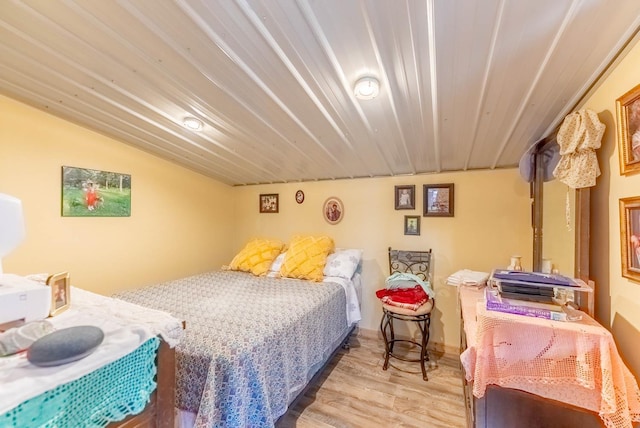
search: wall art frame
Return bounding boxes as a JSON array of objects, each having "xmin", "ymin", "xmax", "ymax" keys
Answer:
[
  {"xmin": 620, "ymin": 196, "xmax": 640, "ymax": 282},
  {"xmin": 404, "ymin": 215, "xmax": 420, "ymax": 236},
  {"xmin": 395, "ymin": 185, "xmax": 415, "ymax": 210},
  {"xmin": 423, "ymin": 183, "xmax": 454, "ymax": 217},
  {"xmin": 259, "ymin": 194, "xmax": 279, "ymax": 213},
  {"xmin": 616, "ymin": 82, "xmax": 640, "ymax": 175},
  {"xmin": 323, "ymin": 196, "xmax": 343, "ymax": 225},
  {"xmin": 61, "ymin": 166, "xmax": 131, "ymax": 217}
]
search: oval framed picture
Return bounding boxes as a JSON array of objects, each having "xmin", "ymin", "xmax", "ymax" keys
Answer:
[
  {"xmin": 323, "ymin": 197, "xmax": 344, "ymax": 225},
  {"xmin": 295, "ymin": 190, "xmax": 304, "ymax": 204}
]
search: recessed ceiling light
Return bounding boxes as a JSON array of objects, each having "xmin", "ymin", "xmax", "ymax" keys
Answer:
[
  {"xmin": 183, "ymin": 116, "xmax": 203, "ymax": 131},
  {"xmin": 354, "ymin": 76, "xmax": 380, "ymax": 100}
]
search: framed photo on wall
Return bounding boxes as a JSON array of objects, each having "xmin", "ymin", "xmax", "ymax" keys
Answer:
[
  {"xmin": 423, "ymin": 183, "xmax": 454, "ymax": 217},
  {"xmin": 616, "ymin": 83, "xmax": 640, "ymax": 175},
  {"xmin": 620, "ymin": 196, "xmax": 640, "ymax": 282},
  {"xmin": 47, "ymin": 272, "xmax": 70, "ymax": 317},
  {"xmin": 404, "ymin": 215, "xmax": 420, "ymax": 236},
  {"xmin": 259, "ymin": 194, "xmax": 279, "ymax": 213},
  {"xmin": 395, "ymin": 185, "xmax": 415, "ymax": 210},
  {"xmin": 61, "ymin": 166, "xmax": 131, "ymax": 217},
  {"xmin": 323, "ymin": 196, "xmax": 343, "ymax": 225}
]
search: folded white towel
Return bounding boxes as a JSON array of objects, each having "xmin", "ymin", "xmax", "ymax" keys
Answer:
[{"xmin": 446, "ymin": 269, "xmax": 489, "ymax": 287}]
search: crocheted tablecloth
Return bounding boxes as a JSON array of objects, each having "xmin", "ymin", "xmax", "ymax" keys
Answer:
[{"xmin": 459, "ymin": 286, "xmax": 640, "ymax": 428}]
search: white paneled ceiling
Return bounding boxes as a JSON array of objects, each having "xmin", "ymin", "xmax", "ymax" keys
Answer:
[{"xmin": 1, "ymin": 0, "xmax": 639, "ymax": 185}]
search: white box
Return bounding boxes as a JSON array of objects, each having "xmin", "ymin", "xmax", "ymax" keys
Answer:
[{"xmin": 0, "ymin": 274, "xmax": 51, "ymax": 324}]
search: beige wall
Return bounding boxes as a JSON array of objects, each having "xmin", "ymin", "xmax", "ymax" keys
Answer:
[
  {"xmin": 233, "ymin": 171, "xmax": 532, "ymax": 351},
  {"xmin": 0, "ymin": 95, "xmax": 235, "ymax": 296},
  {"xmin": 582, "ymin": 36, "xmax": 640, "ymax": 378}
]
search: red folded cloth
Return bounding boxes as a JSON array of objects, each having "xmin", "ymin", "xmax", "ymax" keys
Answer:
[{"xmin": 376, "ymin": 285, "xmax": 429, "ymax": 311}]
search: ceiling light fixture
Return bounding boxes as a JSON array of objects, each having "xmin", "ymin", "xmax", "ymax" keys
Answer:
[
  {"xmin": 354, "ymin": 76, "xmax": 380, "ymax": 100},
  {"xmin": 183, "ymin": 116, "xmax": 203, "ymax": 131}
]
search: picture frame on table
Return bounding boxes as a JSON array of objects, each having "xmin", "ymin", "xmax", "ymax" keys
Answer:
[
  {"xmin": 620, "ymin": 196, "xmax": 640, "ymax": 283},
  {"xmin": 259, "ymin": 194, "xmax": 279, "ymax": 213},
  {"xmin": 395, "ymin": 185, "xmax": 415, "ymax": 210},
  {"xmin": 47, "ymin": 272, "xmax": 71, "ymax": 317},
  {"xmin": 404, "ymin": 215, "xmax": 420, "ymax": 236},
  {"xmin": 423, "ymin": 183, "xmax": 454, "ymax": 217},
  {"xmin": 616, "ymin": 83, "xmax": 640, "ymax": 175}
]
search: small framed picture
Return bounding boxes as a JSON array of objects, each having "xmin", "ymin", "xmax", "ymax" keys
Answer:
[
  {"xmin": 619, "ymin": 196, "xmax": 640, "ymax": 282},
  {"xmin": 295, "ymin": 190, "xmax": 305, "ymax": 204},
  {"xmin": 616, "ymin": 83, "xmax": 640, "ymax": 175},
  {"xmin": 47, "ymin": 272, "xmax": 70, "ymax": 316},
  {"xmin": 424, "ymin": 183, "xmax": 454, "ymax": 217},
  {"xmin": 259, "ymin": 194, "xmax": 279, "ymax": 213},
  {"xmin": 395, "ymin": 185, "xmax": 415, "ymax": 210},
  {"xmin": 404, "ymin": 215, "xmax": 420, "ymax": 236},
  {"xmin": 323, "ymin": 197, "xmax": 344, "ymax": 225}
]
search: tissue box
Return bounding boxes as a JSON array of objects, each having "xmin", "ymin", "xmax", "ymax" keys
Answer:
[{"xmin": 0, "ymin": 274, "xmax": 51, "ymax": 325}]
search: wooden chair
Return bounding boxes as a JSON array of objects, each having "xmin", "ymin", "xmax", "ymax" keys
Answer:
[{"xmin": 380, "ymin": 247, "xmax": 434, "ymax": 380}]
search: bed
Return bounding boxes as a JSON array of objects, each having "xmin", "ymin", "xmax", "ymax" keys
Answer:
[{"xmin": 114, "ymin": 239, "xmax": 362, "ymax": 428}]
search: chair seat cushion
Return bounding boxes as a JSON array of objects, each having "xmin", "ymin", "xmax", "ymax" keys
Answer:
[{"xmin": 382, "ymin": 299, "xmax": 434, "ymax": 316}]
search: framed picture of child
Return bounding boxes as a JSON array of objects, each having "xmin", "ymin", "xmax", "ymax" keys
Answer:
[
  {"xmin": 61, "ymin": 166, "xmax": 131, "ymax": 217},
  {"xmin": 47, "ymin": 272, "xmax": 70, "ymax": 316},
  {"xmin": 616, "ymin": 83, "xmax": 640, "ymax": 175},
  {"xmin": 395, "ymin": 185, "xmax": 415, "ymax": 210}
]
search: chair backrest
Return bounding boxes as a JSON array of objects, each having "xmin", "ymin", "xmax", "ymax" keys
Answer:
[{"xmin": 388, "ymin": 247, "xmax": 432, "ymax": 282}]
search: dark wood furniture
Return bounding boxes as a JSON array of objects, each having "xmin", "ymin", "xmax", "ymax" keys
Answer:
[{"xmin": 111, "ymin": 339, "xmax": 176, "ymax": 428}]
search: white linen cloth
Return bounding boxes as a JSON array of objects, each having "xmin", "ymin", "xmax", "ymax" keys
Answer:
[
  {"xmin": 446, "ymin": 269, "xmax": 490, "ymax": 287},
  {"xmin": 0, "ymin": 287, "xmax": 183, "ymax": 415},
  {"xmin": 323, "ymin": 275, "xmax": 362, "ymax": 325}
]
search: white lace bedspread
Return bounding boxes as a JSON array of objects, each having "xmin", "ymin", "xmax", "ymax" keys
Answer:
[{"xmin": 113, "ymin": 270, "xmax": 351, "ymax": 428}]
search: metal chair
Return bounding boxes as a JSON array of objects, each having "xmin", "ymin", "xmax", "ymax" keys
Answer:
[{"xmin": 379, "ymin": 247, "xmax": 434, "ymax": 380}]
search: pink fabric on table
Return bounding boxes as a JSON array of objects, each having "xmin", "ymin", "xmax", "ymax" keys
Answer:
[{"xmin": 459, "ymin": 287, "xmax": 640, "ymax": 428}]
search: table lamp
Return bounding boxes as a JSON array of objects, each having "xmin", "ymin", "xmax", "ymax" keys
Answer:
[{"xmin": 0, "ymin": 193, "xmax": 26, "ymax": 274}]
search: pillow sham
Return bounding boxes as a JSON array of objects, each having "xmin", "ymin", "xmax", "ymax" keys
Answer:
[
  {"xmin": 323, "ymin": 248, "xmax": 363, "ymax": 279},
  {"xmin": 229, "ymin": 238, "xmax": 285, "ymax": 276},
  {"xmin": 279, "ymin": 235, "xmax": 334, "ymax": 282}
]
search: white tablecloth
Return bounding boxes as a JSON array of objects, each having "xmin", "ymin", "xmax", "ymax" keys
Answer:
[{"xmin": 0, "ymin": 287, "xmax": 183, "ymax": 415}]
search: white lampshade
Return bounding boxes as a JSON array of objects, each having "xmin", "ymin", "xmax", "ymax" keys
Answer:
[
  {"xmin": 0, "ymin": 193, "xmax": 26, "ymax": 274},
  {"xmin": 354, "ymin": 77, "xmax": 380, "ymax": 100}
]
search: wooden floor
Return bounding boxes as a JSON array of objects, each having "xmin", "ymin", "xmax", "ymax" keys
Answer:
[{"xmin": 276, "ymin": 331, "xmax": 467, "ymax": 428}]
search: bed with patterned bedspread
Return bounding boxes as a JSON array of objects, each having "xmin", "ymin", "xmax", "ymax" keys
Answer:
[{"xmin": 114, "ymin": 270, "xmax": 356, "ymax": 427}]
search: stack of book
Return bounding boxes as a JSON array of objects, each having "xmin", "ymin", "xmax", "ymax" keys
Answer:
[{"xmin": 485, "ymin": 270, "xmax": 590, "ymax": 321}]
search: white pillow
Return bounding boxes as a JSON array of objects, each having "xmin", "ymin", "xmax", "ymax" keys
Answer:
[
  {"xmin": 268, "ymin": 252, "xmax": 286, "ymax": 273},
  {"xmin": 323, "ymin": 248, "xmax": 363, "ymax": 279}
]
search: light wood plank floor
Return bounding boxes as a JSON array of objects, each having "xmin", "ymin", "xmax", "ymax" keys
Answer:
[{"xmin": 276, "ymin": 331, "xmax": 467, "ymax": 428}]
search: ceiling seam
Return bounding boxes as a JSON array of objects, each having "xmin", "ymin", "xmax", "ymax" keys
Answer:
[
  {"xmin": 176, "ymin": 0, "xmax": 353, "ymax": 179},
  {"xmin": 463, "ymin": 0, "xmax": 505, "ymax": 171},
  {"xmin": 490, "ymin": 0, "xmax": 581, "ymax": 168},
  {"xmin": 544, "ymin": 13, "xmax": 640, "ymax": 138},
  {"xmin": 236, "ymin": 0, "xmax": 374, "ymax": 176},
  {"xmin": 426, "ymin": 0, "xmax": 440, "ymax": 172},
  {"xmin": 295, "ymin": 0, "xmax": 395, "ymax": 176},
  {"xmin": 0, "ymin": 69, "xmax": 256, "ymax": 184},
  {"xmin": 360, "ymin": 0, "xmax": 416, "ymax": 175},
  {"xmin": 405, "ymin": 0, "xmax": 428, "ymax": 165},
  {"xmin": 65, "ymin": 1, "xmax": 294, "ymax": 182},
  {"xmin": 2, "ymin": 2, "xmax": 283, "ymax": 183}
]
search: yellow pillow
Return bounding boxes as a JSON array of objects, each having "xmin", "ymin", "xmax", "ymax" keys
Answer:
[
  {"xmin": 229, "ymin": 238, "xmax": 285, "ymax": 276},
  {"xmin": 280, "ymin": 235, "xmax": 335, "ymax": 282}
]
